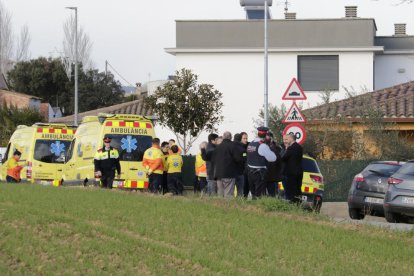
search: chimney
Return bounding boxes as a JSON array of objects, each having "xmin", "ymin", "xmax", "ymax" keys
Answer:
[
  {"xmin": 394, "ymin": 23, "xmax": 407, "ymax": 36},
  {"xmin": 345, "ymin": 6, "xmax": 357, "ymax": 18},
  {"xmin": 285, "ymin": 12, "xmax": 296, "ymax": 20}
]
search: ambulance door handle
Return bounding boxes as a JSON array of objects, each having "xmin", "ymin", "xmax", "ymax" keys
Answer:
[
  {"xmin": 57, "ymin": 169, "xmax": 62, "ymax": 172},
  {"xmin": 130, "ymin": 168, "xmax": 138, "ymax": 171}
]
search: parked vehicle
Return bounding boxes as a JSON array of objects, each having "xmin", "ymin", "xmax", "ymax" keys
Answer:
[
  {"xmin": 279, "ymin": 155, "xmax": 324, "ymax": 212},
  {"xmin": 384, "ymin": 161, "xmax": 414, "ymax": 223},
  {"xmin": 0, "ymin": 123, "xmax": 76, "ymax": 186},
  {"xmin": 347, "ymin": 161, "xmax": 403, "ymax": 220},
  {"xmin": 63, "ymin": 114, "xmax": 155, "ymax": 188}
]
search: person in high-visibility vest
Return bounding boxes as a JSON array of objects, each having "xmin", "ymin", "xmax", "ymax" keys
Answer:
[
  {"xmin": 160, "ymin": 141, "xmax": 170, "ymax": 194},
  {"xmin": 6, "ymin": 150, "xmax": 24, "ymax": 183},
  {"xmin": 143, "ymin": 138, "xmax": 164, "ymax": 193},
  {"xmin": 94, "ymin": 135, "xmax": 121, "ymax": 189},
  {"xmin": 195, "ymin": 142, "xmax": 208, "ymax": 194},
  {"xmin": 168, "ymin": 139, "xmax": 182, "ymax": 155},
  {"xmin": 165, "ymin": 145, "xmax": 183, "ymax": 195}
]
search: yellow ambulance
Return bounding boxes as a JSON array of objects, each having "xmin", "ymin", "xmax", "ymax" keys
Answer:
[
  {"xmin": 0, "ymin": 123, "xmax": 76, "ymax": 186},
  {"xmin": 63, "ymin": 113, "xmax": 155, "ymax": 188}
]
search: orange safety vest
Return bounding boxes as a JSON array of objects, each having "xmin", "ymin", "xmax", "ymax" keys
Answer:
[
  {"xmin": 195, "ymin": 153, "xmax": 207, "ymax": 177},
  {"xmin": 142, "ymin": 145, "xmax": 164, "ymax": 174},
  {"xmin": 6, "ymin": 158, "xmax": 23, "ymax": 181}
]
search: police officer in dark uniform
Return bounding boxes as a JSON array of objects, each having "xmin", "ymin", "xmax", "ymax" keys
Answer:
[
  {"xmin": 246, "ymin": 127, "xmax": 276, "ymax": 198},
  {"xmin": 94, "ymin": 135, "xmax": 121, "ymax": 189}
]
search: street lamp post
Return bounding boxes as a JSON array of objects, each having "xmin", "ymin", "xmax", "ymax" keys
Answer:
[
  {"xmin": 65, "ymin": 7, "xmax": 78, "ymax": 126},
  {"xmin": 264, "ymin": 0, "xmax": 269, "ymax": 128},
  {"xmin": 240, "ymin": 0, "xmax": 272, "ymax": 128}
]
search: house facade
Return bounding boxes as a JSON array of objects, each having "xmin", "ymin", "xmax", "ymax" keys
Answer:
[{"xmin": 165, "ymin": 6, "xmax": 414, "ymax": 139}]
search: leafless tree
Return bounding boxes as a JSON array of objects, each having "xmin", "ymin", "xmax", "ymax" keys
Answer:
[
  {"xmin": 0, "ymin": 1, "xmax": 13, "ymax": 74},
  {"xmin": 0, "ymin": 1, "xmax": 31, "ymax": 75},
  {"xmin": 15, "ymin": 24, "xmax": 31, "ymax": 62},
  {"xmin": 62, "ymin": 14, "xmax": 93, "ymax": 78}
]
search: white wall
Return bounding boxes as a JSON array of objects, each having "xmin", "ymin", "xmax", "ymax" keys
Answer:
[
  {"xmin": 375, "ymin": 55, "xmax": 414, "ymax": 90},
  {"xmin": 172, "ymin": 51, "xmax": 374, "ymax": 153}
]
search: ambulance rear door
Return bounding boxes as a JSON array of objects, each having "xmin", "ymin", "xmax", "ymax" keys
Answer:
[{"xmin": 32, "ymin": 137, "xmax": 71, "ymax": 184}]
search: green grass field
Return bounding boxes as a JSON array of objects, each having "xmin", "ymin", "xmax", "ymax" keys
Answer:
[{"xmin": 1, "ymin": 183, "xmax": 414, "ymax": 275}]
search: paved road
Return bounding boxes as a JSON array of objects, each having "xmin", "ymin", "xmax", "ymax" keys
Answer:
[{"xmin": 321, "ymin": 202, "xmax": 413, "ymax": 231}]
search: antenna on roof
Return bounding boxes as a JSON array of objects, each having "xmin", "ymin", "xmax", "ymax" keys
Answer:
[{"xmin": 284, "ymin": 0, "xmax": 290, "ymax": 15}]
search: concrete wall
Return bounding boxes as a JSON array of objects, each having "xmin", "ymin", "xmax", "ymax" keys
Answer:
[
  {"xmin": 171, "ymin": 50, "xmax": 374, "ymax": 152},
  {"xmin": 375, "ymin": 54, "xmax": 414, "ymax": 90}
]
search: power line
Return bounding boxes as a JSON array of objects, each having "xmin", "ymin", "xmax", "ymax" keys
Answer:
[{"xmin": 105, "ymin": 60, "xmax": 135, "ymax": 87}]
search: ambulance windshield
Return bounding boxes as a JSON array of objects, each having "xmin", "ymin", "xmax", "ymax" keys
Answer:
[
  {"xmin": 107, "ymin": 134, "xmax": 152, "ymax": 162},
  {"xmin": 34, "ymin": 139, "xmax": 71, "ymax": 163}
]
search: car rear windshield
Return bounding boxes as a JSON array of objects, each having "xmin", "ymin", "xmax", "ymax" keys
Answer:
[
  {"xmin": 395, "ymin": 162, "xmax": 414, "ymax": 176},
  {"xmin": 108, "ymin": 134, "xmax": 152, "ymax": 162},
  {"xmin": 363, "ymin": 163, "xmax": 402, "ymax": 177},
  {"xmin": 34, "ymin": 139, "xmax": 71, "ymax": 163},
  {"xmin": 302, "ymin": 158, "xmax": 320, "ymax": 173}
]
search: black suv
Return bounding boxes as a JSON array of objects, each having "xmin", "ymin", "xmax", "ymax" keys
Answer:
[{"xmin": 348, "ymin": 161, "xmax": 404, "ymax": 220}]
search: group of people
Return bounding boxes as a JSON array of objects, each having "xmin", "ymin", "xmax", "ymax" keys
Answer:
[
  {"xmin": 93, "ymin": 128, "xmax": 304, "ymax": 203},
  {"xmin": 196, "ymin": 127, "xmax": 304, "ymax": 202}
]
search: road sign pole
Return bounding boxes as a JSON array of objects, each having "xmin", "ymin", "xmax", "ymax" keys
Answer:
[{"xmin": 264, "ymin": 0, "xmax": 269, "ymax": 127}]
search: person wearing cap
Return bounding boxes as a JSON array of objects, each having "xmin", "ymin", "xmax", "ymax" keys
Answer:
[
  {"xmin": 5, "ymin": 150, "xmax": 24, "ymax": 183},
  {"xmin": 142, "ymin": 138, "xmax": 164, "ymax": 193},
  {"xmin": 246, "ymin": 127, "xmax": 277, "ymax": 198},
  {"xmin": 94, "ymin": 136, "xmax": 121, "ymax": 189}
]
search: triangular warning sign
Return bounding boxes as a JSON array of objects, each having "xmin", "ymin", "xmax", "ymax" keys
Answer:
[
  {"xmin": 282, "ymin": 78, "xmax": 307, "ymax": 100},
  {"xmin": 282, "ymin": 102, "xmax": 306, "ymax": 123}
]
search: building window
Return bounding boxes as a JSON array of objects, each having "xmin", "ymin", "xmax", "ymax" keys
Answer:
[{"xmin": 298, "ymin": 55, "xmax": 339, "ymax": 91}]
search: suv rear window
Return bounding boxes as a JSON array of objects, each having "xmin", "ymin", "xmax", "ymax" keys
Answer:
[
  {"xmin": 34, "ymin": 140, "xmax": 71, "ymax": 163},
  {"xmin": 302, "ymin": 158, "xmax": 320, "ymax": 173},
  {"xmin": 363, "ymin": 163, "xmax": 402, "ymax": 177},
  {"xmin": 395, "ymin": 162, "xmax": 414, "ymax": 176},
  {"xmin": 109, "ymin": 134, "xmax": 152, "ymax": 162}
]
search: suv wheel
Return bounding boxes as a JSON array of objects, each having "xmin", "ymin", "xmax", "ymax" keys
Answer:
[
  {"xmin": 349, "ymin": 208, "xmax": 365, "ymax": 220},
  {"xmin": 385, "ymin": 210, "xmax": 401, "ymax": 223}
]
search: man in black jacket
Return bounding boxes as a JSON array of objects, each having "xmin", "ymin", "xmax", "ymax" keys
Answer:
[
  {"xmin": 281, "ymin": 133, "xmax": 304, "ymax": 202},
  {"xmin": 201, "ymin": 133, "xmax": 219, "ymax": 195},
  {"xmin": 213, "ymin": 131, "xmax": 243, "ymax": 198},
  {"xmin": 264, "ymin": 132, "xmax": 283, "ymax": 197},
  {"xmin": 233, "ymin": 133, "xmax": 247, "ymax": 197}
]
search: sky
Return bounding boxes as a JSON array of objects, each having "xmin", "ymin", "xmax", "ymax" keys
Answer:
[{"xmin": 3, "ymin": 0, "xmax": 414, "ymax": 87}]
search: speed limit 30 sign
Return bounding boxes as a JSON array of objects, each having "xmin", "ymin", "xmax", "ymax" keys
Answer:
[{"xmin": 283, "ymin": 123, "xmax": 306, "ymax": 145}]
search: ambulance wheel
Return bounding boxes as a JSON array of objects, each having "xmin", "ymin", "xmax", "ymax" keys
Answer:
[{"xmin": 83, "ymin": 178, "xmax": 88, "ymax": 187}]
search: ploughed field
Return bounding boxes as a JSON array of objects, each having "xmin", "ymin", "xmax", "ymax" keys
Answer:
[{"xmin": 1, "ymin": 183, "xmax": 414, "ymax": 275}]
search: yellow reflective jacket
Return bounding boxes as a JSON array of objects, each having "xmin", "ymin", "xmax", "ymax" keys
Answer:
[
  {"xmin": 165, "ymin": 154, "xmax": 183, "ymax": 174},
  {"xmin": 195, "ymin": 153, "xmax": 207, "ymax": 177},
  {"xmin": 143, "ymin": 145, "xmax": 164, "ymax": 174}
]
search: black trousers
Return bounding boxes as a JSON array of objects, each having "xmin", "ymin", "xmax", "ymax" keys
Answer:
[
  {"xmin": 248, "ymin": 168, "xmax": 267, "ymax": 198},
  {"xmin": 243, "ymin": 172, "xmax": 250, "ymax": 198},
  {"xmin": 162, "ymin": 172, "xmax": 168, "ymax": 194},
  {"xmin": 198, "ymin": 177, "xmax": 207, "ymax": 193},
  {"xmin": 285, "ymin": 173, "xmax": 303, "ymax": 202},
  {"xmin": 101, "ymin": 170, "xmax": 115, "ymax": 189},
  {"xmin": 266, "ymin": 181, "xmax": 277, "ymax": 197},
  {"xmin": 149, "ymin": 173, "xmax": 163, "ymax": 193},
  {"xmin": 167, "ymin": 173, "xmax": 183, "ymax": 195}
]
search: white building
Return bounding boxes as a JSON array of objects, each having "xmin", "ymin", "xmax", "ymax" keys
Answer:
[{"xmin": 165, "ymin": 6, "xmax": 414, "ymax": 144}]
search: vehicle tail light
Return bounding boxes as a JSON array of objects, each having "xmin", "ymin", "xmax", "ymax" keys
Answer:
[
  {"xmin": 310, "ymin": 174, "xmax": 323, "ymax": 183},
  {"xmin": 388, "ymin": 177, "xmax": 403, "ymax": 185},
  {"xmin": 26, "ymin": 161, "xmax": 32, "ymax": 179},
  {"xmin": 354, "ymin": 174, "xmax": 364, "ymax": 182}
]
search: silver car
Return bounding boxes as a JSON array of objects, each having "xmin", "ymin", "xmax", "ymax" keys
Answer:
[{"xmin": 384, "ymin": 161, "xmax": 414, "ymax": 223}]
